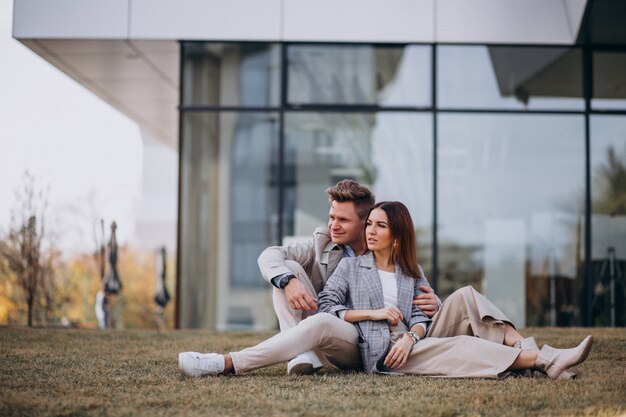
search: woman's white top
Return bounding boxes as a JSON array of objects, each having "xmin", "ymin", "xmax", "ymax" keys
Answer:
[{"xmin": 377, "ymin": 269, "xmax": 398, "ymax": 308}]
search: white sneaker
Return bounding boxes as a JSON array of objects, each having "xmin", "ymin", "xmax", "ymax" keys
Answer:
[
  {"xmin": 178, "ymin": 352, "xmax": 225, "ymax": 378},
  {"xmin": 287, "ymin": 351, "xmax": 323, "ymax": 375}
]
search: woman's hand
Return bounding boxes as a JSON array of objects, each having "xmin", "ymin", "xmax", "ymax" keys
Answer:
[
  {"xmin": 370, "ymin": 306, "xmax": 404, "ymax": 325},
  {"xmin": 383, "ymin": 334, "xmax": 413, "ymax": 369}
]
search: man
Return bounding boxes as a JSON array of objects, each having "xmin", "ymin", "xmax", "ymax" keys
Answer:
[{"xmin": 258, "ymin": 180, "xmax": 441, "ymax": 374}]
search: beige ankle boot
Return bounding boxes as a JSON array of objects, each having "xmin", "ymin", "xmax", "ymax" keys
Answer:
[
  {"xmin": 534, "ymin": 335, "xmax": 593, "ymax": 380},
  {"xmin": 515, "ymin": 337, "xmax": 576, "ymax": 378}
]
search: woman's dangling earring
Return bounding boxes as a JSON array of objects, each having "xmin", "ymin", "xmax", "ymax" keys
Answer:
[{"xmin": 392, "ymin": 239, "xmax": 397, "ymax": 261}]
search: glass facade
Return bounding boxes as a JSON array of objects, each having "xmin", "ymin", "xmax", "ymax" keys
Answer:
[
  {"xmin": 179, "ymin": 42, "xmax": 626, "ymax": 329},
  {"xmin": 438, "ymin": 114, "xmax": 585, "ymax": 326},
  {"xmin": 437, "ymin": 46, "xmax": 583, "ymax": 110},
  {"xmin": 182, "ymin": 43, "xmax": 281, "ymax": 107},
  {"xmin": 287, "ymin": 45, "xmax": 431, "ymax": 107},
  {"xmin": 590, "ymin": 115, "xmax": 626, "ymax": 326}
]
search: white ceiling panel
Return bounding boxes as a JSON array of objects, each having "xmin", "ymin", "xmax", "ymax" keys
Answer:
[{"xmin": 20, "ymin": 39, "xmax": 180, "ymax": 149}]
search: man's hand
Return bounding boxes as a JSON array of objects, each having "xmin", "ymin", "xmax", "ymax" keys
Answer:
[
  {"xmin": 284, "ymin": 279, "xmax": 317, "ymax": 311},
  {"xmin": 413, "ymin": 285, "xmax": 439, "ymax": 317},
  {"xmin": 370, "ymin": 306, "xmax": 404, "ymax": 326}
]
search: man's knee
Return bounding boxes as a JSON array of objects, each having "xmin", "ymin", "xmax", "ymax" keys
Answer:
[
  {"xmin": 284, "ymin": 260, "xmax": 307, "ymax": 278},
  {"xmin": 283, "ymin": 260, "xmax": 317, "ymax": 297},
  {"xmin": 301, "ymin": 313, "xmax": 357, "ymax": 347},
  {"xmin": 303, "ymin": 312, "xmax": 335, "ymax": 325},
  {"xmin": 300, "ymin": 312, "xmax": 342, "ymax": 333}
]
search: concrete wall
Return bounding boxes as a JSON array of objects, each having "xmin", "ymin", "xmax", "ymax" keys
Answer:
[{"xmin": 14, "ymin": 0, "xmax": 587, "ymax": 44}]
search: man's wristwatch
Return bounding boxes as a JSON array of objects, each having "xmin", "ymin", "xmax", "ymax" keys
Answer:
[
  {"xmin": 406, "ymin": 331, "xmax": 420, "ymax": 345},
  {"xmin": 277, "ymin": 273, "xmax": 296, "ymax": 289}
]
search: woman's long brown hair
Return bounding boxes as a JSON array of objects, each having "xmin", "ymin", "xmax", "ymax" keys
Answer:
[{"xmin": 370, "ymin": 201, "xmax": 423, "ymax": 279}]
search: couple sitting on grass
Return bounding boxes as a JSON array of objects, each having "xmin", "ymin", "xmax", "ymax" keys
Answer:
[{"xmin": 179, "ymin": 180, "xmax": 592, "ymax": 379}]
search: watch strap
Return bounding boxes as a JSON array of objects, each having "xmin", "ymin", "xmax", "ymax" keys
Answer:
[
  {"xmin": 277, "ymin": 273, "xmax": 296, "ymax": 289},
  {"xmin": 407, "ymin": 331, "xmax": 420, "ymax": 345}
]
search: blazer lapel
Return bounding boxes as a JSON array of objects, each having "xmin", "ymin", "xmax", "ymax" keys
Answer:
[
  {"xmin": 395, "ymin": 264, "xmax": 413, "ymax": 324},
  {"xmin": 326, "ymin": 244, "xmax": 344, "ymax": 271},
  {"xmin": 318, "ymin": 241, "xmax": 342, "ymax": 290},
  {"xmin": 319, "ymin": 240, "xmax": 338, "ymax": 265},
  {"xmin": 359, "ymin": 253, "xmax": 385, "ymax": 310}
]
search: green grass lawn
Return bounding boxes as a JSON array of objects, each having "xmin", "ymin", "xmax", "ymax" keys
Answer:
[{"xmin": 1, "ymin": 326, "xmax": 625, "ymax": 417}]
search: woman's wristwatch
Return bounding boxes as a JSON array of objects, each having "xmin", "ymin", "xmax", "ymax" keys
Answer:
[{"xmin": 406, "ymin": 331, "xmax": 420, "ymax": 345}]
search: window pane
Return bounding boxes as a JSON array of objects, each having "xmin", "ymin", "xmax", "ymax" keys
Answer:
[
  {"xmin": 438, "ymin": 46, "xmax": 583, "ymax": 110},
  {"xmin": 287, "ymin": 45, "xmax": 431, "ymax": 107},
  {"xmin": 438, "ymin": 114, "xmax": 585, "ymax": 327},
  {"xmin": 182, "ymin": 42, "xmax": 280, "ymax": 107},
  {"xmin": 229, "ymin": 113, "xmax": 280, "ymax": 289},
  {"xmin": 180, "ymin": 111, "xmax": 279, "ymax": 329},
  {"xmin": 592, "ymin": 52, "xmax": 626, "ymax": 110},
  {"xmin": 283, "ymin": 112, "xmax": 433, "ymax": 275},
  {"xmin": 591, "ymin": 115, "xmax": 626, "ymax": 326}
]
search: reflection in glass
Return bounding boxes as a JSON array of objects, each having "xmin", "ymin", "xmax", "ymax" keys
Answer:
[
  {"xmin": 284, "ymin": 112, "xmax": 433, "ymax": 275},
  {"xmin": 229, "ymin": 113, "xmax": 280, "ymax": 288},
  {"xmin": 287, "ymin": 45, "xmax": 431, "ymax": 107},
  {"xmin": 182, "ymin": 42, "xmax": 280, "ymax": 107},
  {"xmin": 180, "ymin": 112, "xmax": 279, "ymax": 329},
  {"xmin": 438, "ymin": 114, "xmax": 585, "ymax": 327},
  {"xmin": 180, "ymin": 112, "xmax": 219, "ymax": 328},
  {"xmin": 591, "ymin": 116, "xmax": 626, "ymax": 326},
  {"xmin": 592, "ymin": 52, "xmax": 626, "ymax": 110},
  {"xmin": 437, "ymin": 46, "xmax": 583, "ymax": 110}
]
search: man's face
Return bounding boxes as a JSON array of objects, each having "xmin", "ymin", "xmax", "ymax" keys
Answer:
[{"xmin": 328, "ymin": 201, "xmax": 365, "ymax": 247}]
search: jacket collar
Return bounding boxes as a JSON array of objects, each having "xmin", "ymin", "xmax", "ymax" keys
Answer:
[
  {"xmin": 359, "ymin": 253, "xmax": 385, "ymax": 310},
  {"xmin": 320, "ymin": 240, "xmax": 343, "ymax": 266}
]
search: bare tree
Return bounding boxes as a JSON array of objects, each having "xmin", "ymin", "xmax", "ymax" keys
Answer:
[{"xmin": 0, "ymin": 172, "xmax": 52, "ymax": 327}]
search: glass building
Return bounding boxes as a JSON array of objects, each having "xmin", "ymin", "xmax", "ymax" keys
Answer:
[{"xmin": 14, "ymin": 0, "xmax": 626, "ymax": 329}]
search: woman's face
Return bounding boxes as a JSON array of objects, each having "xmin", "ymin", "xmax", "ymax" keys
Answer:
[{"xmin": 366, "ymin": 208, "xmax": 393, "ymax": 252}]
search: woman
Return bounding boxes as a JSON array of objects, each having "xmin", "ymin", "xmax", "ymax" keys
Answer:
[
  {"xmin": 178, "ymin": 202, "xmax": 592, "ymax": 379},
  {"xmin": 317, "ymin": 201, "xmax": 593, "ymax": 378}
]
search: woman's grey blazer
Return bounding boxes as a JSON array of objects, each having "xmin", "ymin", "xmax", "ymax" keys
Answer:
[{"xmin": 318, "ymin": 252, "xmax": 432, "ymax": 374}]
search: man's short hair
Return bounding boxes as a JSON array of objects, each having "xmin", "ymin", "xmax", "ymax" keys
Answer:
[{"xmin": 326, "ymin": 179, "xmax": 375, "ymax": 220}]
